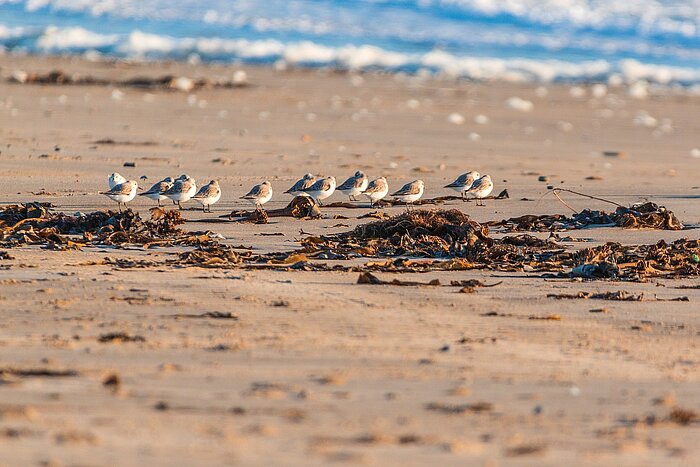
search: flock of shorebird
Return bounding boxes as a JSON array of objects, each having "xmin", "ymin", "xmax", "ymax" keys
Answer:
[{"xmin": 100, "ymin": 171, "xmax": 494, "ymax": 212}]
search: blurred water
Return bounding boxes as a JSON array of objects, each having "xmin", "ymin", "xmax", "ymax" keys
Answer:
[{"xmin": 1, "ymin": 0, "xmax": 700, "ymax": 84}]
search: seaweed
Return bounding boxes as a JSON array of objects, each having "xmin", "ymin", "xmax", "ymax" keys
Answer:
[
  {"xmin": 226, "ymin": 196, "xmax": 321, "ymax": 222},
  {"xmin": 282, "ymin": 209, "xmax": 700, "ymax": 280},
  {"xmin": 175, "ymin": 244, "xmax": 248, "ymax": 268},
  {"xmin": 0, "ymin": 203, "xmax": 215, "ymax": 248},
  {"xmin": 8, "ymin": 69, "xmax": 250, "ymax": 90},
  {"xmin": 490, "ymin": 202, "xmax": 682, "ymax": 232},
  {"xmin": 98, "ymin": 332, "xmax": 146, "ymax": 343}
]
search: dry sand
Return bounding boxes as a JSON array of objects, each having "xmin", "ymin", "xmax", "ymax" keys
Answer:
[{"xmin": 0, "ymin": 55, "xmax": 699, "ymax": 466}]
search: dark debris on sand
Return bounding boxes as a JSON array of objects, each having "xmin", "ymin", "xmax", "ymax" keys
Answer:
[
  {"xmin": 3, "ymin": 203, "xmax": 698, "ymax": 282},
  {"xmin": 0, "ymin": 203, "xmax": 216, "ymax": 249},
  {"xmin": 226, "ymin": 196, "xmax": 321, "ymax": 223},
  {"xmin": 287, "ymin": 209, "xmax": 700, "ymax": 280},
  {"xmin": 490, "ymin": 202, "xmax": 682, "ymax": 232},
  {"xmin": 8, "ymin": 69, "xmax": 250, "ymax": 91}
]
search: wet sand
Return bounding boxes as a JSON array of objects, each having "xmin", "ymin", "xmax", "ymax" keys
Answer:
[{"xmin": 0, "ymin": 55, "xmax": 699, "ymax": 465}]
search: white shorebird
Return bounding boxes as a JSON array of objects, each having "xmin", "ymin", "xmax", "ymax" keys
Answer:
[
  {"xmin": 445, "ymin": 171, "xmax": 480, "ymax": 200},
  {"xmin": 138, "ymin": 177, "xmax": 174, "ymax": 207},
  {"xmin": 100, "ymin": 180, "xmax": 138, "ymax": 212},
  {"xmin": 192, "ymin": 179, "xmax": 222, "ymax": 213},
  {"xmin": 336, "ymin": 171, "xmax": 368, "ymax": 201},
  {"xmin": 362, "ymin": 177, "xmax": 389, "ymax": 206},
  {"xmin": 108, "ymin": 172, "xmax": 127, "ymax": 189},
  {"xmin": 241, "ymin": 181, "xmax": 273, "ymax": 211},
  {"xmin": 303, "ymin": 176, "xmax": 336, "ymax": 205},
  {"xmin": 466, "ymin": 174, "xmax": 493, "ymax": 206},
  {"xmin": 284, "ymin": 173, "xmax": 316, "ymax": 197},
  {"xmin": 391, "ymin": 179, "xmax": 425, "ymax": 207},
  {"xmin": 163, "ymin": 175, "xmax": 197, "ymax": 209}
]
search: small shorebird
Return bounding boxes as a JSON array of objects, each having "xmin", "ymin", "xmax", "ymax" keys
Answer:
[
  {"xmin": 362, "ymin": 176, "xmax": 389, "ymax": 206},
  {"xmin": 303, "ymin": 176, "xmax": 336, "ymax": 205},
  {"xmin": 100, "ymin": 180, "xmax": 138, "ymax": 212},
  {"xmin": 391, "ymin": 179, "xmax": 425, "ymax": 207},
  {"xmin": 163, "ymin": 175, "xmax": 197, "ymax": 209},
  {"xmin": 192, "ymin": 179, "xmax": 222, "ymax": 213},
  {"xmin": 337, "ymin": 170, "xmax": 368, "ymax": 201},
  {"xmin": 284, "ymin": 173, "xmax": 316, "ymax": 197},
  {"xmin": 466, "ymin": 174, "xmax": 493, "ymax": 206},
  {"xmin": 241, "ymin": 181, "xmax": 273, "ymax": 211},
  {"xmin": 445, "ymin": 171, "xmax": 480, "ymax": 200},
  {"xmin": 139, "ymin": 177, "xmax": 174, "ymax": 207},
  {"xmin": 108, "ymin": 172, "xmax": 127, "ymax": 189}
]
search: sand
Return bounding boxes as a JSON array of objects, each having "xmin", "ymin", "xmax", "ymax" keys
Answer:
[{"xmin": 0, "ymin": 55, "xmax": 698, "ymax": 466}]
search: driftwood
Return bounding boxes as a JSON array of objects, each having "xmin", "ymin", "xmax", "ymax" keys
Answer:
[{"xmin": 225, "ymin": 196, "xmax": 322, "ymax": 223}]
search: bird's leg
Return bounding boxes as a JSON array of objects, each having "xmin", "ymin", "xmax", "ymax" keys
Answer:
[
  {"xmin": 157, "ymin": 199, "xmax": 162, "ymax": 207},
  {"xmin": 178, "ymin": 201, "xmax": 183, "ymax": 210},
  {"xmin": 202, "ymin": 205, "xmax": 206, "ymax": 212}
]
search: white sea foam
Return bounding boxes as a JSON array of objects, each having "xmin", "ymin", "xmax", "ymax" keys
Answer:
[
  {"xmin": 1, "ymin": 24, "xmax": 699, "ymax": 85},
  {"xmin": 37, "ymin": 26, "xmax": 117, "ymax": 50},
  {"xmin": 8, "ymin": 0, "xmax": 700, "ymax": 41},
  {"xmin": 505, "ymin": 97, "xmax": 534, "ymax": 112}
]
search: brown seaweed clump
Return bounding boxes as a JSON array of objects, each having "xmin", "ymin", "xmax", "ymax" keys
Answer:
[
  {"xmin": 297, "ymin": 209, "xmax": 565, "ymax": 272},
  {"xmin": 0, "ymin": 202, "xmax": 214, "ymax": 249},
  {"xmin": 175, "ymin": 244, "xmax": 249, "ymax": 268},
  {"xmin": 283, "ymin": 209, "xmax": 700, "ymax": 280},
  {"xmin": 228, "ymin": 196, "xmax": 321, "ymax": 222},
  {"xmin": 571, "ymin": 239, "xmax": 700, "ymax": 280},
  {"xmin": 491, "ymin": 202, "xmax": 682, "ymax": 232}
]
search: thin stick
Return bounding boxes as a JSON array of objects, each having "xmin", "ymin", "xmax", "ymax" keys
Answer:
[
  {"xmin": 552, "ymin": 190, "xmax": 577, "ymax": 213},
  {"xmin": 551, "ymin": 188, "xmax": 625, "ymax": 212}
]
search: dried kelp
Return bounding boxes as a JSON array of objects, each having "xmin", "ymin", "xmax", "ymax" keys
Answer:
[
  {"xmin": 357, "ymin": 272, "xmax": 441, "ymax": 286},
  {"xmin": 0, "ymin": 203, "xmax": 215, "ymax": 248},
  {"xmin": 491, "ymin": 202, "xmax": 682, "ymax": 232},
  {"xmin": 98, "ymin": 332, "xmax": 146, "ymax": 343},
  {"xmin": 227, "ymin": 196, "xmax": 321, "ymax": 222},
  {"xmin": 171, "ymin": 311, "xmax": 238, "ymax": 320},
  {"xmin": 175, "ymin": 244, "xmax": 249, "ymax": 268},
  {"xmin": 569, "ymin": 239, "xmax": 700, "ymax": 280},
  {"xmin": 547, "ymin": 291, "xmax": 689, "ymax": 301},
  {"xmin": 8, "ymin": 69, "xmax": 250, "ymax": 91},
  {"xmin": 547, "ymin": 291, "xmax": 644, "ymax": 301},
  {"xmin": 669, "ymin": 408, "xmax": 699, "ymax": 425},
  {"xmin": 424, "ymin": 401, "xmax": 493, "ymax": 414},
  {"xmin": 356, "ymin": 272, "xmax": 502, "ymax": 289},
  {"xmin": 260, "ymin": 209, "xmax": 699, "ymax": 280},
  {"xmin": 296, "ymin": 210, "xmax": 564, "ymax": 276},
  {"xmin": 0, "ymin": 367, "xmax": 79, "ymax": 378},
  {"xmin": 4, "ymin": 202, "xmax": 698, "ymax": 281}
]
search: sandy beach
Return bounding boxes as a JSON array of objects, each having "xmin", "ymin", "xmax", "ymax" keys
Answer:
[{"xmin": 0, "ymin": 55, "xmax": 699, "ymax": 466}]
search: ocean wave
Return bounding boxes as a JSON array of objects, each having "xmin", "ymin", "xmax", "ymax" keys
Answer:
[
  {"xmin": 3, "ymin": 24, "xmax": 700, "ymax": 85},
  {"xmin": 1, "ymin": 1, "xmax": 700, "ymax": 85},
  {"xmin": 5, "ymin": 0, "xmax": 700, "ymax": 40}
]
